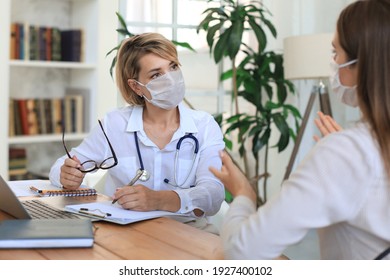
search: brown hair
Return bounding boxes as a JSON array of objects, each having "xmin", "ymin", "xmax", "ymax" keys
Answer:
[
  {"xmin": 115, "ymin": 33, "xmax": 180, "ymax": 106},
  {"xmin": 337, "ymin": 0, "xmax": 390, "ymax": 177}
]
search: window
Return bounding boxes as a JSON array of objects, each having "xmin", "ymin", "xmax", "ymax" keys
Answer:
[{"xmin": 118, "ymin": 0, "xmax": 228, "ymax": 115}]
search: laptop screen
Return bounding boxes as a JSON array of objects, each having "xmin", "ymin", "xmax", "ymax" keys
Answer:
[{"xmin": 0, "ymin": 175, "xmax": 31, "ymax": 219}]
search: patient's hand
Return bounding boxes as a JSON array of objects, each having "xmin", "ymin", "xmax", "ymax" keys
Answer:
[
  {"xmin": 209, "ymin": 151, "xmax": 256, "ymax": 203},
  {"xmin": 313, "ymin": 111, "xmax": 343, "ymax": 142}
]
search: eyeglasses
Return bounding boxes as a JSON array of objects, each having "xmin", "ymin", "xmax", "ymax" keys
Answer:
[{"xmin": 62, "ymin": 120, "xmax": 118, "ymax": 173}]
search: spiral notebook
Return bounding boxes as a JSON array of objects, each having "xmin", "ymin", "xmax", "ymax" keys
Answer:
[{"xmin": 29, "ymin": 186, "xmax": 97, "ymax": 197}]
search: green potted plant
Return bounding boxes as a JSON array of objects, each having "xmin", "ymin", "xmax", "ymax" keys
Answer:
[{"xmin": 197, "ymin": 0, "xmax": 301, "ymax": 205}]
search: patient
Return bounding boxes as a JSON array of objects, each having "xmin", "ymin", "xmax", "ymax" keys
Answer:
[{"xmin": 209, "ymin": 0, "xmax": 390, "ymax": 259}]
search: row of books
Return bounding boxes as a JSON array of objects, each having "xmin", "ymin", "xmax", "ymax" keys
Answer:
[
  {"xmin": 9, "ymin": 94, "xmax": 85, "ymax": 137},
  {"xmin": 9, "ymin": 147, "xmax": 28, "ymax": 179},
  {"xmin": 10, "ymin": 22, "xmax": 83, "ymax": 62},
  {"xmin": 9, "ymin": 147, "xmax": 50, "ymax": 180}
]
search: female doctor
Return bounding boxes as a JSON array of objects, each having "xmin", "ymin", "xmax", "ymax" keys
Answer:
[{"xmin": 49, "ymin": 33, "xmax": 225, "ymax": 223}]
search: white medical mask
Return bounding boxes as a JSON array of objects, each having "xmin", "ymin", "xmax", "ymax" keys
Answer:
[
  {"xmin": 136, "ymin": 70, "xmax": 185, "ymax": 110},
  {"xmin": 329, "ymin": 59, "xmax": 358, "ymax": 107}
]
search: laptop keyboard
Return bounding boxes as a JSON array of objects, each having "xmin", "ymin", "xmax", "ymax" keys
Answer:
[{"xmin": 22, "ymin": 199, "xmax": 81, "ymax": 219}]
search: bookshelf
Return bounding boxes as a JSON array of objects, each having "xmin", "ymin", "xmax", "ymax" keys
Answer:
[{"xmin": 0, "ymin": 0, "xmax": 119, "ymax": 180}]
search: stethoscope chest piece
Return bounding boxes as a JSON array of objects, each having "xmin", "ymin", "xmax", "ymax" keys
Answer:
[
  {"xmin": 139, "ymin": 169, "xmax": 150, "ymax": 182},
  {"xmin": 133, "ymin": 131, "xmax": 198, "ymax": 186}
]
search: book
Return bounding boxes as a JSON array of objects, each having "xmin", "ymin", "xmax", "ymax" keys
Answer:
[
  {"xmin": 23, "ymin": 22, "xmax": 30, "ymax": 60},
  {"xmin": 14, "ymin": 23, "xmax": 21, "ymax": 59},
  {"xmin": 51, "ymin": 27, "xmax": 62, "ymax": 61},
  {"xmin": 51, "ymin": 98, "xmax": 63, "ymax": 134},
  {"xmin": 43, "ymin": 99, "xmax": 53, "ymax": 133},
  {"xmin": 12, "ymin": 99, "xmax": 22, "ymax": 135},
  {"xmin": 25, "ymin": 99, "xmax": 39, "ymax": 135},
  {"xmin": 65, "ymin": 94, "xmax": 84, "ymax": 133},
  {"xmin": 66, "ymin": 88, "xmax": 90, "ymax": 132},
  {"xmin": 45, "ymin": 27, "xmax": 52, "ymax": 61},
  {"xmin": 17, "ymin": 99, "xmax": 29, "ymax": 135},
  {"xmin": 64, "ymin": 95, "xmax": 74, "ymax": 133},
  {"xmin": 36, "ymin": 99, "xmax": 46, "ymax": 134},
  {"xmin": 9, "ymin": 23, "xmax": 18, "ymax": 59},
  {"xmin": 29, "ymin": 25, "xmax": 39, "ymax": 61},
  {"xmin": 38, "ymin": 26, "xmax": 47, "ymax": 61},
  {"xmin": 18, "ymin": 23, "xmax": 25, "ymax": 60},
  {"xmin": 0, "ymin": 219, "xmax": 94, "ymax": 248},
  {"xmin": 30, "ymin": 186, "xmax": 98, "ymax": 197},
  {"xmin": 61, "ymin": 29, "xmax": 82, "ymax": 62},
  {"xmin": 8, "ymin": 100, "xmax": 15, "ymax": 137}
]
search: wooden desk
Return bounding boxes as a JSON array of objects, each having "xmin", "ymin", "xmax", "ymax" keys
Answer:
[{"xmin": 0, "ymin": 197, "xmax": 224, "ymax": 260}]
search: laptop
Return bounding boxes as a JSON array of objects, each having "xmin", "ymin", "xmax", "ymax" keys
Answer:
[{"xmin": 0, "ymin": 175, "xmax": 91, "ymax": 220}]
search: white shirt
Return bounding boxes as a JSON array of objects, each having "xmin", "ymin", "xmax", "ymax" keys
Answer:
[
  {"xmin": 222, "ymin": 122, "xmax": 390, "ymax": 259},
  {"xmin": 49, "ymin": 103, "xmax": 225, "ymax": 216}
]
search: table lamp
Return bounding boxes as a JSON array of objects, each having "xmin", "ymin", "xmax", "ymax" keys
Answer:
[{"xmin": 283, "ymin": 33, "xmax": 334, "ymax": 180}]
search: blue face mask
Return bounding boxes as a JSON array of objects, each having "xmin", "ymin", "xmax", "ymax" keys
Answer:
[
  {"xmin": 329, "ymin": 59, "xmax": 358, "ymax": 107},
  {"xmin": 136, "ymin": 70, "xmax": 185, "ymax": 110}
]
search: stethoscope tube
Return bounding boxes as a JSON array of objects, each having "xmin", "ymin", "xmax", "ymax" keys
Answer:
[
  {"xmin": 134, "ymin": 132, "xmax": 144, "ymax": 170},
  {"xmin": 133, "ymin": 131, "xmax": 199, "ymax": 188},
  {"xmin": 134, "ymin": 132, "xmax": 150, "ymax": 181},
  {"xmin": 176, "ymin": 133, "xmax": 199, "ymax": 153},
  {"xmin": 171, "ymin": 133, "xmax": 199, "ymax": 188}
]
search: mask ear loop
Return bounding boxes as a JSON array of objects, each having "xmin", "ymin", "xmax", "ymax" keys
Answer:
[
  {"xmin": 338, "ymin": 59, "xmax": 358, "ymax": 68},
  {"xmin": 132, "ymin": 80, "xmax": 153, "ymax": 102}
]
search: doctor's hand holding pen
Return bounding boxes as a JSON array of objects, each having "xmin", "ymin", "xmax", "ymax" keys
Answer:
[{"xmin": 111, "ymin": 183, "xmax": 179, "ymax": 212}]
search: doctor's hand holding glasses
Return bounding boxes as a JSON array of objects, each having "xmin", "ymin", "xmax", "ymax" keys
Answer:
[{"xmin": 60, "ymin": 120, "xmax": 118, "ymax": 190}]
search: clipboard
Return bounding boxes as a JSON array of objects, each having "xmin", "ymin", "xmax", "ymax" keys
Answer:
[{"xmin": 64, "ymin": 201, "xmax": 192, "ymax": 225}]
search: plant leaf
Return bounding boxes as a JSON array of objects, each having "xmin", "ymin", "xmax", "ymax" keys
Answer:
[
  {"xmin": 116, "ymin": 12, "xmax": 128, "ymax": 30},
  {"xmin": 213, "ymin": 26, "xmax": 232, "ymax": 63},
  {"xmin": 171, "ymin": 40, "xmax": 196, "ymax": 52},
  {"xmin": 227, "ymin": 20, "xmax": 244, "ymax": 59},
  {"xmin": 248, "ymin": 16, "xmax": 267, "ymax": 52},
  {"xmin": 206, "ymin": 22, "xmax": 225, "ymax": 50},
  {"xmin": 272, "ymin": 112, "xmax": 290, "ymax": 152}
]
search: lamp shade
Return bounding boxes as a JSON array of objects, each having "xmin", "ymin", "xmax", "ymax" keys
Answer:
[{"xmin": 283, "ymin": 33, "xmax": 334, "ymax": 80}]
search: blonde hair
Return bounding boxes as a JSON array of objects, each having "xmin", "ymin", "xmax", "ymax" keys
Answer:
[{"xmin": 115, "ymin": 33, "xmax": 179, "ymax": 106}]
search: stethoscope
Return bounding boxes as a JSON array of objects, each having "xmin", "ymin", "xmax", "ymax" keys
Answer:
[{"xmin": 133, "ymin": 131, "xmax": 199, "ymax": 188}]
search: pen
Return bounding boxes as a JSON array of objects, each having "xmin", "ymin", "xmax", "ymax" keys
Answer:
[
  {"xmin": 79, "ymin": 208, "xmax": 112, "ymax": 219},
  {"xmin": 30, "ymin": 186, "xmax": 43, "ymax": 194},
  {"xmin": 111, "ymin": 169, "xmax": 144, "ymax": 204}
]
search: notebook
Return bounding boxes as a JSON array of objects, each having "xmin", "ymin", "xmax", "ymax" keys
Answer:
[
  {"xmin": 0, "ymin": 175, "xmax": 87, "ymax": 220},
  {"xmin": 0, "ymin": 219, "xmax": 94, "ymax": 248},
  {"xmin": 30, "ymin": 186, "xmax": 97, "ymax": 197}
]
